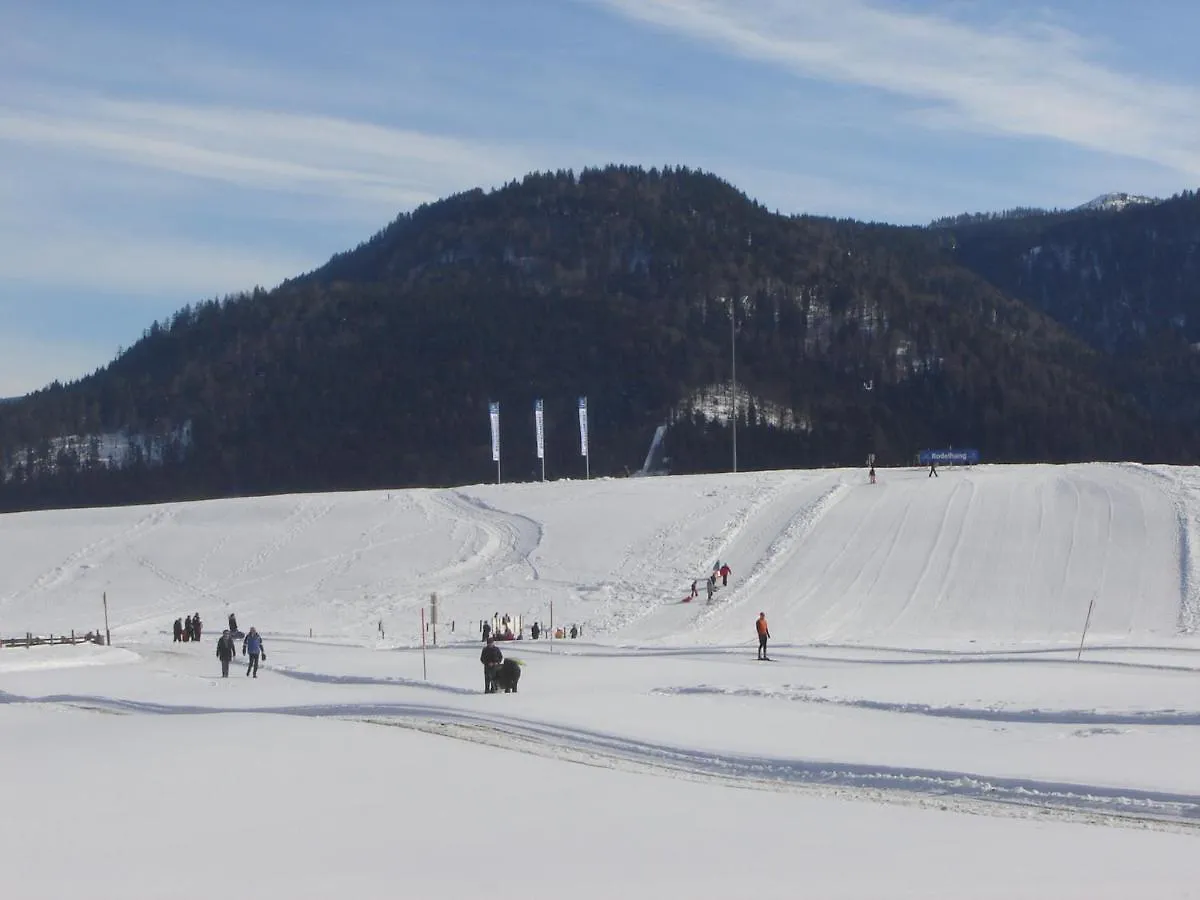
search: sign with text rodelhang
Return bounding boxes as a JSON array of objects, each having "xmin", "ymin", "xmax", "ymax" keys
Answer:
[{"xmin": 919, "ymin": 448, "xmax": 980, "ymax": 465}]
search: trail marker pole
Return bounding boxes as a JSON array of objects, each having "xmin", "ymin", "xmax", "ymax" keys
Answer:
[
  {"xmin": 102, "ymin": 592, "xmax": 111, "ymax": 647},
  {"xmin": 420, "ymin": 608, "xmax": 428, "ymax": 680},
  {"xmin": 431, "ymin": 592, "xmax": 438, "ymax": 648},
  {"xmin": 1076, "ymin": 593, "xmax": 1098, "ymax": 661},
  {"xmin": 549, "ymin": 599, "xmax": 554, "ymax": 653}
]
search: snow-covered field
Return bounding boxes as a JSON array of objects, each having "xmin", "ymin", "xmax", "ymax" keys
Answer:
[{"xmin": 3, "ymin": 463, "xmax": 1200, "ymax": 898}]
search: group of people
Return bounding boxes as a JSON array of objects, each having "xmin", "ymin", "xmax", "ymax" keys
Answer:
[
  {"xmin": 171, "ymin": 611, "xmax": 265, "ymax": 679},
  {"xmin": 215, "ymin": 626, "xmax": 265, "ymax": 678},
  {"xmin": 481, "ymin": 617, "xmax": 514, "ymax": 642},
  {"xmin": 689, "ymin": 561, "xmax": 733, "ymax": 603},
  {"xmin": 529, "ymin": 622, "xmax": 579, "ymax": 640},
  {"xmin": 171, "ymin": 613, "xmax": 203, "ymax": 642},
  {"xmin": 479, "ymin": 615, "xmax": 585, "ymax": 642}
]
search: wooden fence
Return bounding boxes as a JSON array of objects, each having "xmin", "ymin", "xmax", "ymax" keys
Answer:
[{"xmin": 0, "ymin": 630, "xmax": 105, "ymax": 649}]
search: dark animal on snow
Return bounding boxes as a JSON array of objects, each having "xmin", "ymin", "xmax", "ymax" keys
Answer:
[{"xmin": 493, "ymin": 658, "xmax": 522, "ymax": 693}]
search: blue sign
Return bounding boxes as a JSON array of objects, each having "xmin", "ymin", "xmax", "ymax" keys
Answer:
[{"xmin": 919, "ymin": 448, "xmax": 980, "ymax": 465}]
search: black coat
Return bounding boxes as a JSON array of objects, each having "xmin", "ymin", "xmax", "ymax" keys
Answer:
[
  {"xmin": 216, "ymin": 635, "xmax": 235, "ymax": 661},
  {"xmin": 480, "ymin": 644, "xmax": 503, "ymax": 666}
]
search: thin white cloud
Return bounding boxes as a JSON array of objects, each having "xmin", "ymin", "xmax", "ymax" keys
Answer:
[
  {"xmin": 594, "ymin": 0, "xmax": 1200, "ymax": 179},
  {"xmin": 0, "ymin": 93, "xmax": 538, "ymax": 210}
]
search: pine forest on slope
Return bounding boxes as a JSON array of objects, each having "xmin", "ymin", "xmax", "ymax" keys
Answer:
[{"xmin": 2, "ymin": 166, "xmax": 1199, "ymax": 512}]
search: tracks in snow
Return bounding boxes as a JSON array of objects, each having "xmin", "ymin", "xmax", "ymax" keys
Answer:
[{"xmin": 6, "ymin": 684, "xmax": 1198, "ymax": 832}]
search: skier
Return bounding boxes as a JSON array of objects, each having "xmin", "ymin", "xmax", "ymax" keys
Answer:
[
  {"xmin": 183, "ymin": 615, "xmax": 194, "ymax": 642},
  {"xmin": 719, "ymin": 563, "xmax": 732, "ymax": 587},
  {"xmin": 172, "ymin": 618, "xmax": 183, "ymax": 643},
  {"xmin": 756, "ymin": 612, "xmax": 771, "ymax": 660},
  {"xmin": 480, "ymin": 636, "xmax": 504, "ymax": 694},
  {"xmin": 215, "ymin": 629, "xmax": 236, "ymax": 678},
  {"xmin": 242, "ymin": 627, "xmax": 265, "ymax": 678}
]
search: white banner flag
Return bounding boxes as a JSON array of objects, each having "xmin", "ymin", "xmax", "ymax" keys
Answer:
[
  {"xmin": 578, "ymin": 396, "xmax": 589, "ymax": 457},
  {"xmin": 489, "ymin": 402, "xmax": 500, "ymax": 462},
  {"xmin": 534, "ymin": 399, "xmax": 545, "ymax": 460}
]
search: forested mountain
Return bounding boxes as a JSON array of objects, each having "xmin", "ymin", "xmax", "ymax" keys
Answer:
[
  {"xmin": 0, "ymin": 166, "xmax": 1195, "ymax": 512},
  {"xmin": 934, "ymin": 188, "xmax": 1200, "ymax": 422}
]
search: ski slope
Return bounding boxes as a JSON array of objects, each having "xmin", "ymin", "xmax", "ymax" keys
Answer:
[
  {"xmin": 3, "ymin": 463, "xmax": 1200, "ymax": 898},
  {"xmin": 1, "ymin": 463, "xmax": 1188, "ymax": 647}
]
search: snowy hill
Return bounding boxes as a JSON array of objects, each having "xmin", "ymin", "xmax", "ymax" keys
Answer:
[
  {"xmin": 3, "ymin": 463, "xmax": 1193, "ymax": 645},
  {"xmin": 4, "ymin": 463, "xmax": 1200, "ymax": 897},
  {"xmin": 1077, "ymin": 191, "xmax": 1159, "ymax": 212}
]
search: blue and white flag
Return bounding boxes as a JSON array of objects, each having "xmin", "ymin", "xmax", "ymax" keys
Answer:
[
  {"xmin": 578, "ymin": 396, "xmax": 589, "ymax": 457},
  {"xmin": 534, "ymin": 399, "xmax": 545, "ymax": 460},
  {"xmin": 489, "ymin": 402, "xmax": 500, "ymax": 462}
]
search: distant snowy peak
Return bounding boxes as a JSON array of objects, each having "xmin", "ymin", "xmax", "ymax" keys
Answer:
[{"xmin": 1076, "ymin": 192, "xmax": 1159, "ymax": 212}]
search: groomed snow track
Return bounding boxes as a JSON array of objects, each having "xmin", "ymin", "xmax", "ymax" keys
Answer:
[{"xmin": 4, "ymin": 687, "xmax": 1197, "ymax": 832}]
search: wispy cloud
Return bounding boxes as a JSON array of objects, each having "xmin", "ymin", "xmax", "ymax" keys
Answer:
[
  {"xmin": 0, "ymin": 93, "xmax": 540, "ymax": 211},
  {"xmin": 594, "ymin": 0, "xmax": 1200, "ymax": 179}
]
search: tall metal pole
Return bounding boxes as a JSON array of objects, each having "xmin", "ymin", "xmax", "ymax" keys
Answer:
[
  {"xmin": 420, "ymin": 608, "xmax": 427, "ymax": 680},
  {"xmin": 731, "ymin": 297, "xmax": 738, "ymax": 473},
  {"xmin": 103, "ymin": 591, "xmax": 111, "ymax": 646}
]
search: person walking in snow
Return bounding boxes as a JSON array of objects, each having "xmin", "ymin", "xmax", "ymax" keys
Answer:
[
  {"xmin": 928, "ymin": 461, "xmax": 938, "ymax": 478},
  {"xmin": 531, "ymin": 621, "xmax": 540, "ymax": 640},
  {"xmin": 869, "ymin": 465, "xmax": 876, "ymax": 484},
  {"xmin": 242, "ymin": 627, "xmax": 265, "ymax": 678},
  {"xmin": 756, "ymin": 612, "xmax": 771, "ymax": 660},
  {"xmin": 706, "ymin": 576, "xmax": 715, "ymax": 603},
  {"xmin": 183, "ymin": 615, "xmax": 194, "ymax": 642},
  {"xmin": 193, "ymin": 613, "xmax": 203, "ymax": 641},
  {"xmin": 215, "ymin": 629, "xmax": 236, "ymax": 678},
  {"xmin": 173, "ymin": 618, "xmax": 183, "ymax": 643},
  {"xmin": 228, "ymin": 612, "xmax": 238, "ymax": 634},
  {"xmin": 719, "ymin": 563, "xmax": 732, "ymax": 587},
  {"xmin": 480, "ymin": 636, "xmax": 504, "ymax": 694}
]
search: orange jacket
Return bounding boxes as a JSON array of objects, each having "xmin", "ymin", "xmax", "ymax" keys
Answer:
[{"xmin": 756, "ymin": 615, "xmax": 769, "ymax": 636}]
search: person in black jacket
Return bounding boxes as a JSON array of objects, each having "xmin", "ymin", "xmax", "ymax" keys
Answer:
[
  {"xmin": 172, "ymin": 618, "xmax": 183, "ymax": 643},
  {"xmin": 480, "ymin": 637, "xmax": 504, "ymax": 693},
  {"xmin": 183, "ymin": 615, "xmax": 193, "ymax": 642},
  {"xmin": 215, "ymin": 629, "xmax": 235, "ymax": 677},
  {"xmin": 193, "ymin": 613, "xmax": 203, "ymax": 641}
]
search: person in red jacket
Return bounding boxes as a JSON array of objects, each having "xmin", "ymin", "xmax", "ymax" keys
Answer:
[
  {"xmin": 719, "ymin": 563, "xmax": 732, "ymax": 587},
  {"xmin": 756, "ymin": 612, "xmax": 770, "ymax": 660}
]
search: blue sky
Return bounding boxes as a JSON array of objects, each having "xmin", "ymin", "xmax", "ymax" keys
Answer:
[{"xmin": 2, "ymin": 0, "xmax": 1199, "ymax": 396}]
